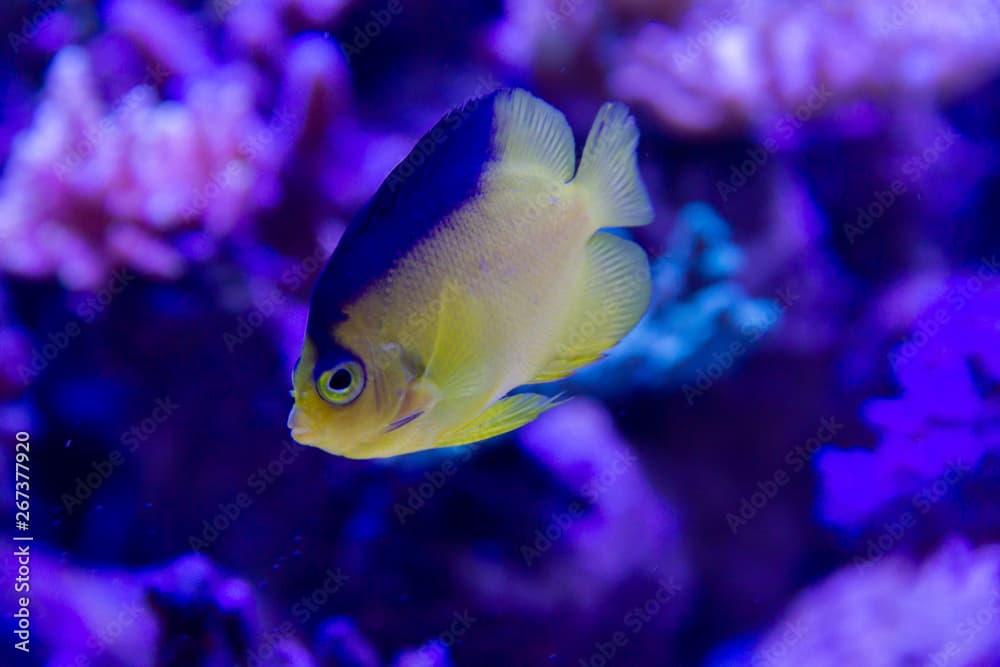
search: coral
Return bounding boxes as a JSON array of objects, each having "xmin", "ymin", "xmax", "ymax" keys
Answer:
[
  {"xmin": 817, "ymin": 268, "xmax": 1000, "ymax": 528},
  {"xmin": 608, "ymin": 0, "xmax": 1000, "ymax": 135},
  {"xmin": 573, "ymin": 202, "xmax": 780, "ymax": 395},
  {"xmin": 488, "ymin": 0, "xmax": 1000, "ymax": 136},
  {"xmin": 2, "ymin": 0, "xmax": 999, "ymax": 664},
  {"xmin": 743, "ymin": 539, "xmax": 1000, "ymax": 667},
  {"xmin": 0, "ymin": 45, "xmax": 285, "ymax": 290},
  {"xmin": 488, "ymin": 0, "xmax": 605, "ymax": 73},
  {"xmin": 461, "ymin": 398, "xmax": 689, "ymax": 614},
  {"xmin": 392, "ymin": 640, "xmax": 452, "ymax": 667},
  {"xmin": 316, "ymin": 617, "xmax": 381, "ymax": 667}
]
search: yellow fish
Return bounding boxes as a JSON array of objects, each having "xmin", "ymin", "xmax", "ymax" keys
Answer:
[{"xmin": 289, "ymin": 88, "xmax": 653, "ymax": 458}]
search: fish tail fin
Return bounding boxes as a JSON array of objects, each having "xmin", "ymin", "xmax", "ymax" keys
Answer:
[{"xmin": 574, "ymin": 102, "xmax": 654, "ymax": 229}]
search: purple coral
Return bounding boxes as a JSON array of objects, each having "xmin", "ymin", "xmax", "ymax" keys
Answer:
[
  {"xmin": 459, "ymin": 399, "xmax": 689, "ymax": 616},
  {"xmin": 818, "ymin": 266, "xmax": 1000, "ymax": 528},
  {"xmin": 2, "ymin": 0, "xmax": 999, "ymax": 664},
  {"xmin": 608, "ymin": 0, "xmax": 1000, "ymax": 135},
  {"xmin": 748, "ymin": 539, "xmax": 1000, "ymax": 666}
]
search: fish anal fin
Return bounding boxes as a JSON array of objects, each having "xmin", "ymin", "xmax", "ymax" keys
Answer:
[
  {"xmin": 434, "ymin": 393, "xmax": 567, "ymax": 448},
  {"xmin": 530, "ymin": 231, "xmax": 650, "ymax": 383},
  {"xmin": 529, "ymin": 353, "xmax": 606, "ymax": 384}
]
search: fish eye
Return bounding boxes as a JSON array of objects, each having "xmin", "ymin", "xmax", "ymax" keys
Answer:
[{"xmin": 317, "ymin": 361, "xmax": 365, "ymax": 405}]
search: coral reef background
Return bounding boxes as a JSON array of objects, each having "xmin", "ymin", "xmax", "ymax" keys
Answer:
[{"xmin": 1, "ymin": 0, "xmax": 999, "ymax": 665}]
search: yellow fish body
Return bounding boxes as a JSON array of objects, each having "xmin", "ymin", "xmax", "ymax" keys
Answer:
[{"xmin": 289, "ymin": 88, "xmax": 653, "ymax": 458}]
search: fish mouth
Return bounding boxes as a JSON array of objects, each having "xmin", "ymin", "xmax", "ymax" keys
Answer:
[
  {"xmin": 385, "ymin": 411, "xmax": 424, "ymax": 433},
  {"xmin": 287, "ymin": 406, "xmax": 313, "ymax": 444}
]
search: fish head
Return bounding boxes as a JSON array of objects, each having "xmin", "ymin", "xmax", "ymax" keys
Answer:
[{"xmin": 288, "ymin": 336, "xmax": 439, "ymax": 458}]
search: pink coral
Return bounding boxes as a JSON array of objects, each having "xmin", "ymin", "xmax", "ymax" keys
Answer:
[
  {"xmin": 0, "ymin": 45, "xmax": 285, "ymax": 290},
  {"xmin": 606, "ymin": 0, "xmax": 1000, "ymax": 135}
]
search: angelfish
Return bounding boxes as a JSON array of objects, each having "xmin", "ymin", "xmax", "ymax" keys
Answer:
[{"xmin": 288, "ymin": 88, "xmax": 653, "ymax": 458}]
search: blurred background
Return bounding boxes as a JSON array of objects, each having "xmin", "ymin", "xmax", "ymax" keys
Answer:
[{"xmin": 1, "ymin": 0, "xmax": 1000, "ymax": 665}]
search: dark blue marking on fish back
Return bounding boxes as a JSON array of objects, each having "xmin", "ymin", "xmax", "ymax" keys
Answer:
[{"xmin": 307, "ymin": 90, "xmax": 503, "ymax": 351}]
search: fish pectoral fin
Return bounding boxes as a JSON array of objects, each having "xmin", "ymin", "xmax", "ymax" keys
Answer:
[
  {"xmin": 389, "ymin": 378, "xmax": 440, "ymax": 430},
  {"xmin": 385, "ymin": 410, "xmax": 424, "ymax": 433},
  {"xmin": 528, "ymin": 232, "xmax": 650, "ymax": 384},
  {"xmin": 423, "ymin": 281, "xmax": 490, "ymax": 402},
  {"xmin": 434, "ymin": 393, "xmax": 568, "ymax": 448}
]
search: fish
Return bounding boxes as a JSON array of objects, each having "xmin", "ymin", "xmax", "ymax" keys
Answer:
[{"xmin": 288, "ymin": 88, "xmax": 653, "ymax": 458}]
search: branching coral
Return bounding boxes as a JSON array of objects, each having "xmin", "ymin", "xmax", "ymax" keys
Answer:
[
  {"xmin": 0, "ymin": 45, "xmax": 285, "ymax": 290},
  {"xmin": 743, "ymin": 539, "xmax": 1000, "ymax": 667},
  {"xmin": 817, "ymin": 267, "xmax": 1000, "ymax": 528},
  {"xmin": 572, "ymin": 202, "xmax": 780, "ymax": 396},
  {"xmin": 608, "ymin": 0, "xmax": 1000, "ymax": 135}
]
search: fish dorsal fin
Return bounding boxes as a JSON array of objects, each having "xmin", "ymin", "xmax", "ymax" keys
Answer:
[
  {"xmin": 492, "ymin": 88, "xmax": 576, "ymax": 182},
  {"xmin": 434, "ymin": 393, "xmax": 568, "ymax": 448},
  {"xmin": 529, "ymin": 231, "xmax": 651, "ymax": 383},
  {"xmin": 309, "ymin": 89, "xmax": 578, "ymax": 330}
]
